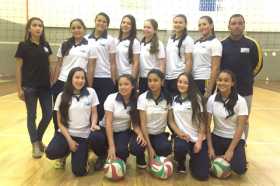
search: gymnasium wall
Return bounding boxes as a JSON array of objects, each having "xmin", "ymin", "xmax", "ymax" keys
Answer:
[
  {"xmin": 0, "ymin": 0, "xmax": 279, "ymax": 80},
  {"xmin": 0, "ymin": 19, "xmax": 279, "ymax": 80}
]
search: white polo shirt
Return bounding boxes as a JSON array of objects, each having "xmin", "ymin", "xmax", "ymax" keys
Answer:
[
  {"xmin": 171, "ymin": 95, "xmax": 203, "ymax": 142},
  {"xmin": 54, "ymin": 87, "xmax": 99, "ymax": 138},
  {"xmin": 192, "ymin": 37, "xmax": 222, "ymax": 80},
  {"xmin": 99, "ymin": 92, "xmax": 131, "ymax": 132},
  {"xmin": 115, "ymin": 38, "xmax": 140, "ymax": 76},
  {"xmin": 137, "ymin": 91, "xmax": 169, "ymax": 135},
  {"xmin": 85, "ymin": 33, "xmax": 116, "ymax": 78},
  {"xmin": 139, "ymin": 40, "xmax": 165, "ymax": 78},
  {"xmin": 57, "ymin": 38, "xmax": 97, "ymax": 82},
  {"xmin": 165, "ymin": 35, "xmax": 194, "ymax": 80},
  {"xmin": 207, "ymin": 93, "xmax": 248, "ymax": 140}
]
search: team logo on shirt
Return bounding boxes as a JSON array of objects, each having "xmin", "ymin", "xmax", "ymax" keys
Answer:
[
  {"xmin": 240, "ymin": 48, "xmax": 250, "ymax": 53},
  {"xmin": 43, "ymin": 47, "xmax": 49, "ymax": 53},
  {"xmin": 80, "ymin": 49, "xmax": 87, "ymax": 53},
  {"xmin": 83, "ymin": 98, "xmax": 91, "ymax": 106}
]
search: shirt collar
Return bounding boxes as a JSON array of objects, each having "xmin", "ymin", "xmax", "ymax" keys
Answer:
[
  {"xmin": 195, "ymin": 35, "xmax": 216, "ymax": 44},
  {"xmin": 67, "ymin": 37, "xmax": 88, "ymax": 47},
  {"xmin": 214, "ymin": 93, "xmax": 229, "ymax": 104},
  {"xmin": 228, "ymin": 35, "xmax": 245, "ymax": 42},
  {"xmin": 120, "ymin": 36, "xmax": 131, "ymax": 42},
  {"xmin": 72, "ymin": 87, "xmax": 89, "ymax": 101},
  {"xmin": 88, "ymin": 29, "xmax": 108, "ymax": 40},
  {"xmin": 174, "ymin": 95, "xmax": 189, "ymax": 104},
  {"xmin": 171, "ymin": 33, "xmax": 186, "ymax": 42},
  {"xmin": 146, "ymin": 90, "xmax": 165, "ymax": 105},
  {"xmin": 141, "ymin": 38, "xmax": 152, "ymax": 46},
  {"xmin": 115, "ymin": 93, "xmax": 130, "ymax": 109},
  {"xmin": 27, "ymin": 39, "xmax": 43, "ymax": 46}
]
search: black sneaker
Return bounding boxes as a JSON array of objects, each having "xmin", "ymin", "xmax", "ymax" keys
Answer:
[
  {"xmin": 176, "ymin": 162, "xmax": 186, "ymax": 174},
  {"xmin": 136, "ymin": 156, "xmax": 147, "ymax": 169},
  {"xmin": 94, "ymin": 156, "xmax": 106, "ymax": 171}
]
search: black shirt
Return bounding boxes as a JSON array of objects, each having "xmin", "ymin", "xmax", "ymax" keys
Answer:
[
  {"xmin": 221, "ymin": 36, "xmax": 263, "ymax": 96},
  {"xmin": 15, "ymin": 40, "xmax": 52, "ymax": 89}
]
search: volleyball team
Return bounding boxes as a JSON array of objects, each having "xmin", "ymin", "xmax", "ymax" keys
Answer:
[{"xmin": 15, "ymin": 12, "xmax": 263, "ymax": 180}]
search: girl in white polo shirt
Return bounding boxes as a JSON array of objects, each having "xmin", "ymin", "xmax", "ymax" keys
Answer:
[
  {"xmin": 46, "ymin": 67, "xmax": 99, "ymax": 176},
  {"xmin": 165, "ymin": 14, "xmax": 194, "ymax": 95},
  {"xmin": 52, "ymin": 18, "xmax": 97, "ymax": 131},
  {"xmin": 192, "ymin": 16, "xmax": 222, "ymax": 97},
  {"xmin": 207, "ymin": 70, "xmax": 248, "ymax": 175},
  {"xmin": 139, "ymin": 19, "xmax": 165, "ymax": 93},
  {"xmin": 115, "ymin": 15, "xmax": 140, "ymax": 78},
  {"xmin": 168, "ymin": 72, "xmax": 209, "ymax": 180},
  {"xmin": 135, "ymin": 69, "xmax": 172, "ymax": 164},
  {"xmin": 88, "ymin": 74, "xmax": 146, "ymax": 170},
  {"xmin": 86, "ymin": 12, "xmax": 117, "ymax": 122}
]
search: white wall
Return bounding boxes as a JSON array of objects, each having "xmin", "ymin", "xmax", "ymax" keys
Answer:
[{"xmin": 1, "ymin": 0, "xmax": 279, "ymax": 31}]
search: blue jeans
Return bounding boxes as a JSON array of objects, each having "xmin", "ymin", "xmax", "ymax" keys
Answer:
[{"xmin": 23, "ymin": 87, "xmax": 52, "ymax": 143}]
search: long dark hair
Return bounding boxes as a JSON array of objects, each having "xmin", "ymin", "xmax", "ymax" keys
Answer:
[
  {"xmin": 118, "ymin": 14, "xmax": 137, "ymax": 64},
  {"xmin": 176, "ymin": 72, "xmax": 207, "ymax": 129},
  {"xmin": 216, "ymin": 70, "xmax": 238, "ymax": 119},
  {"xmin": 61, "ymin": 18, "xmax": 87, "ymax": 57},
  {"xmin": 147, "ymin": 69, "xmax": 171, "ymax": 103},
  {"xmin": 116, "ymin": 74, "xmax": 139, "ymax": 127},
  {"xmin": 93, "ymin": 12, "xmax": 110, "ymax": 36},
  {"xmin": 173, "ymin": 14, "xmax": 187, "ymax": 58},
  {"xmin": 142, "ymin": 19, "xmax": 159, "ymax": 54},
  {"xmin": 24, "ymin": 17, "xmax": 46, "ymax": 43},
  {"xmin": 59, "ymin": 67, "xmax": 88, "ymax": 127}
]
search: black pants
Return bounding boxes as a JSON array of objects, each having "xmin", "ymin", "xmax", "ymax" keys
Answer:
[
  {"xmin": 139, "ymin": 77, "xmax": 148, "ymax": 94},
  {"xmin": 194, "ymin": 80, "xmax": 207, "ymax": 95},
  {"xmin": 51, "ymin": 80, "xmax": 65, "ymax": 131},
  {"xmin": 45, "ymin": 132, "xmax": 88, "ymax": 176},
  {"xmin": 88, "ymin": 127, "xmax": 131, "ymax": 161},
  {"xmin": 212, "ymin": 134, "xmax": 247, "ymax": 175},
  {"xmin": 92, "ymin": 78, "xmax": 115, "ymax": 122},
  {"xmin": 174, "ymin": 137, "xmax": 209, "ymax": 180},
  {"xmin": 130, "ymin": 132, "xmax": 172, "ymax": 159},
  {"xmin": 165, "ymin": 79, "xmax": 178, "ymax": 97}
]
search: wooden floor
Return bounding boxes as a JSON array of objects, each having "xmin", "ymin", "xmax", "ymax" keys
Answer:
[{"xmin": 0, "ymin": 86, "xmax": 280, "ymax": 186}]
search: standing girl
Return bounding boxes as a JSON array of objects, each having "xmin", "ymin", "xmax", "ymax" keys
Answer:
[
  {"xmin": 165, "ymin": 14, "xmax": 194, "ymax": 95},
  {"xmin": 139, "ymin": 19, "xmax": 165, "ymax": 93},
  {"xmin": 52, "ymin": 18, "xmax": 97, "ymax": 131},
  {"xmin": 192, "ymin": 16, "xmax": 222, "ymax": 97},
  {"xmin": 131, "ymin": 69, "xmax": 172, "ymax": 165},
  {"xmin": 88, "ymin": 74, "xmax": 146, "ymax": 170},
  {"xmin": 207, "ymin": 70, "xmax": 248, "ymax": 175},
  {"xmin": 115, "ymin": 15, "xmax": 140, "ymax": 78},
  {"xmin": 86, "ymin": 12, "xmax": 117, "ymax": 122},
  {"xmin": 15, "ymin": 17, "xmax": 52, "ymax": 158},
  {"xmin": 168, "ymin": 72, "xmax": 209, "ymax": 180},
  {"xmin": 46, "ymin": 67, "xmax": 99, "ymax": 176}
]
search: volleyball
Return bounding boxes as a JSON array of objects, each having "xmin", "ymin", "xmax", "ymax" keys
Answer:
[
  {"xmin": 149, "ymin": 156, "xmax": 173, "ymax": 179},
  {"xmin": 210, "ymin": 157, "xmax": 232, "ymax": 179},
  {"xmin": 104, "ymin": 158, "xmax": 126, "ymax": 181}
]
